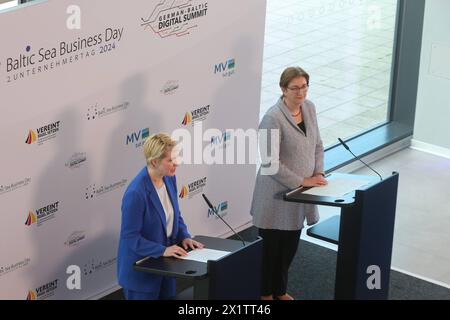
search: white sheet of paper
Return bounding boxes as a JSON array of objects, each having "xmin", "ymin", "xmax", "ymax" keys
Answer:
[
  {"xmin": 180, "ymin": 248, "xmax": 231, "ymax": 263},
  {"xmin": 301, "ymin": 173, "xmax": 372, "ymax": 197}
]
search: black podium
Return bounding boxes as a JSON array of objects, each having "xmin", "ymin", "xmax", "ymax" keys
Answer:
[
  {"xmin": 134, "ymin": 235, "xmax": 263, "ymax": 300},
  {"xmin": 284, "ymin": 172, "xmax": 399, "ymax": 300}
]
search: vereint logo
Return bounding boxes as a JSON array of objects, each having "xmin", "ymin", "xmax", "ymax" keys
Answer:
[
  {"xmin": 25, "ymin": 211, "xmax": 37, "ymax": 226},
  {"xmin": 25, "ymin": 130, "xmax": 37, "ymax": 144},
  {"xmin": 179, "ymin": 186, "xmax": 188, "ymax": 199},
  {"xmin": 26, "ymin": 290, "xmax": 37, "ymax": 300},
  {"xmin": 182, "ymin": 113, "xmax": 192, "ymax": 126}
]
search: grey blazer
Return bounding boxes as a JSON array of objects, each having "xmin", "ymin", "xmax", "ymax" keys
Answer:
[{"xmin": 250, "ymin": 98, "xmax": 324, "ymax": 231}]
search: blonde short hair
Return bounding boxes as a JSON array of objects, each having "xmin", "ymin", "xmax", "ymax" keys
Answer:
[{"xmin": 143, "ymin": 133, "xmax": 177, "ymax": 166}]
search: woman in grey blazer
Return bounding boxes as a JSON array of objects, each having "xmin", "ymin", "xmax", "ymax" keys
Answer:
[{"xmin": 250, "ymin": 67, "xmax": 327, "ymax": 300}]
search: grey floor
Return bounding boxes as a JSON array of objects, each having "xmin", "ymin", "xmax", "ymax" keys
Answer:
[
  {"xmin": 306, "ymin": 147, "xmax": 450, "ymax": 289},
  {"xmin": 290, "ymin": 232, "xmax": 450, "ymax": 300},
  {"xmin": 355, "ymin": 147, "xmax": 450, "ymax": 287}
]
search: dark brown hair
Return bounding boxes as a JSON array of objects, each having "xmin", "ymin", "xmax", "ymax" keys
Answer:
[{"xmin": 279, "ymin": 67, "xmax": 310, "ymax": 89}]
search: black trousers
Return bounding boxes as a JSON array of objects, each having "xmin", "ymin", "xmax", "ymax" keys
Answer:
[{"xmin": 258, "ymin": 228, "xmax": 301, "ymax": 297}]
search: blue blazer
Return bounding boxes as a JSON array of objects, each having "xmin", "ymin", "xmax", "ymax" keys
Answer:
[{"xmin": 117, "ymin": 167, "xmax": 190, "ymax": 293}]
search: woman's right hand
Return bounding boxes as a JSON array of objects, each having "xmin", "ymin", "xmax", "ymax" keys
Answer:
[
  {"xmin": 302, "ymin": 175, "xmax": 328, "ymax": 187},
  {"xmin": 163, "ymin": 245, "xmax": 188, "ymax": 259}
]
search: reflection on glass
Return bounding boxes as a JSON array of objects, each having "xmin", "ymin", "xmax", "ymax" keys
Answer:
[
  {"xmin": 261, "ymin": 0, "xmax": 398, "ymax": 147},
  {"xmin": 0, "ymin": 0, "xmax": 18, "ymax": 11}
]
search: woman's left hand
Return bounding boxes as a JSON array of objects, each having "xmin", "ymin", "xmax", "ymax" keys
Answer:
[{"xmin": 182, "ymin": 238, "xmax": 205, "ymax": 250}]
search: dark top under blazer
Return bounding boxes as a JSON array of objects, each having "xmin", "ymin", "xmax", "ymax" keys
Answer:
[{"xmin": 117, "ymin": 167, "xmax": 190, "ymax": 293}]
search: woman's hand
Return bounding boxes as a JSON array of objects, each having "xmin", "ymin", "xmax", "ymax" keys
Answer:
[
  {"xmin": 181, "ymin": 238, "xmax": 204, "ymax": 251},
  {"xmin": 163, "ymin": 245, "xmax": 188, "ymax": 258},
  {"xmin": 302, "ymin": 174, "xmax": 328, "ymax": 187}
]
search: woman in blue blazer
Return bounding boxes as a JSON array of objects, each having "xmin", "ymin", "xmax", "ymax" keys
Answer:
[{"xmin": 117, "ymin": 133, "xmax": 203, "ymax": 300}]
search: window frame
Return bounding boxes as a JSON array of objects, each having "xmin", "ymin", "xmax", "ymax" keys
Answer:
[{"xmin": 324, "ymin": 0, "xmax": 426, "ymax": 172}]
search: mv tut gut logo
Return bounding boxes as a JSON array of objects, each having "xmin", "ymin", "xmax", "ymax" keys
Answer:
[
  {"xmin": 214, "ymin": 58, "xmax": 236, "ymax": 78},
  {"xmin": 140, "ymin": 0, "xmax": 208, "ymax": 38},
  {"xmin": 126, "ymin": 127, "xmax": 149, "ymax": 148},
  {"xmin": 208, "ymin": 201, "xmax": 228, "ymax": 218},
  {"xmin": 26, "ymin": 279, "xmax": 58, "ymax": 300},
  {"xmin": 179, "ymin": 177, "xmax": 207, "ymax": 199},
  {"xmin": 25, "ymin": 121, "xmax": 61, "ymax": 146},
  {"xmin": 25, "ymin": 201, "xmax": 60, "ymax": 227},
  {"xmin": 211, "ymin": 130, "xmax": 231, "ymax": 149},
  {"xmin": 182, "ymin": 105, "xmax": 210, "ymax": 126}
]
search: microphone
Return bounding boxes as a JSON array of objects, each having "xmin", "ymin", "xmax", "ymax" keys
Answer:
[
  {"xmin": 202, "ymin": 193, "xmax": 246, "ymax": 246},
  {"xmin": 338, "ymin": 138, "xmax": 382, "ymax": 181}
]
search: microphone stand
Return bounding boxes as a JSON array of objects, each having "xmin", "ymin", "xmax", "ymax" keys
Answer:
[
  {"xmin": 338, "ymin": 138, "xmax": 383, "ymax": 181},
  {"xmin": 202, "ymin": 194, "xmax": 246, "ymax": 246}
]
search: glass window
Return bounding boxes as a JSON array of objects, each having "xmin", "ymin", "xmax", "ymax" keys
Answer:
[
  {"xmin": 261, "ymin": 0, "xmax": 398, "ymax": 148},
  {"xmin": 0, "ymin": 0, "xmax": 18, "ymax": 10}
]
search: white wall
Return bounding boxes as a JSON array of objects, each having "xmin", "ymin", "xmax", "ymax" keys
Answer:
[{"xmin": 414, "ymin": 0, "xmax": 450, "ymax": 152}]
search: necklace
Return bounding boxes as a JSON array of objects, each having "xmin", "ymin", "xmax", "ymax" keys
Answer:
[
  {"xmin": 291, "ymin": 109, "xmax": 301, "ymax": 117},
  {"xmin": 283, "ymin": 98, "xmax": 301, "ymax": 117}
]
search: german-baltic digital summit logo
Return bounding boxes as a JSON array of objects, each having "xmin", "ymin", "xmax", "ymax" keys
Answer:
[
  {"xmin": 141, "ymin": 0, "xmax": 208, "ymax": 38},
  {"xmin": 25, "ymin": 121, "xmax": 61, "ymax": 146}
]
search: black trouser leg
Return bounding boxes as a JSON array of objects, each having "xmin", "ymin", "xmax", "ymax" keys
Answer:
[
  {"xmin": 258, "ymin": 228, "xmax": 301, "ymax": 296},
  {"xmin": 259, "ymin": 228, "xmax": 280, "ymax": 296},
  {"xmin": 273, "ymin": 229, "xmax": 301, "ymax": 296}
]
